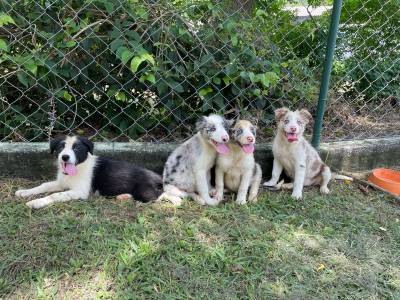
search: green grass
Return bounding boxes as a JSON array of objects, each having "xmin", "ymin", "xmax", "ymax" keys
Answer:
[{"xmin": 1, "ymin": 178, "xmax": 400, "ymax": 299}]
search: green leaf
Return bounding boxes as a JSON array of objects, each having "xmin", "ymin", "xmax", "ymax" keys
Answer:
[
  {"xmin": 169, "ymin": 80, "xmax": 184, "ymax": 93},
  {"xmin": 23, "ymin": 60, "xmax": 38, "ymax": 75},
  {"xmin": 225, "ymin": 19, "xmax": 236, "ymax": 32},
  {"xmin": 253, "ymin": 88, "xmax": 261, "ymax": 96},
  {"xmin": 104, "ymin": 1, "xmax": 114, "ymax": 14},
  {"xmin": 0, "ymin": 13, "xmax": 15, "ymax": 27},
  {"xmin": 199, "ymin": 87, "xmax": 213, "ymax": 97},
  {"xmin": 110, "ymin": 39, "xmax": 124, "ymax": 52},
  {"xmin": 120, "ymin": 49, "xmax": 134, "ymax": 65},
  {"xmin": 63, "ymin": 91, "xmax": 72, "ymax": 101},
  {"xmin": 264, "ymin": 71, "xmax": 280, "ymax": 85},
  {"xmin": 223, "ymin": 76, "xmax": 231, "ymax": 85},
  {"xmin": 16, "ymin": 71, "xmax": 29, "ymax": 88},
  {"xmin": 140, "ymin": 73, "xmax": 156, "ymax": 84},
  {"xmin": 0, "ymin": 39, "xmax": 8, "ymax": 52},
  {"xmin": 115, "ymin": 91, "xmax": 127, "ymax": 101},
  {"xmin": 212, "ymin": 77, "xmax": 221, "ymax": 85},
  {"xmin": 130, "ymin": 52, "xmax": 155, "ymax": 73},
  {"xmin": 231, "ymin": 34, "xmax": 238, "ymax": 47},
  {"xmin": 65, "ymin": 41, "xmax": 76, "ymax": 48},
  {"xmin": 130, "ymin": 56, "xmax": 146, "ymax": 73},
  {"xmin": 248, "ymin": 72, "xmax": 256, "ymax": 83},
  {"xmin": 141, "ymin": 53, "xmax": 155, "ymax": 65},
  {"xmin": 136, "ymin": 7, "xmax": 148, "ymax": 19}
]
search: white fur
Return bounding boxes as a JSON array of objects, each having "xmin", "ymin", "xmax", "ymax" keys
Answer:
[
  {"xmin": 215, "ymin": 120, "xmax": 261, "ymax": 204},
  {"xmin": 15, "ymin": 136, "xmax": 95, "ymax": 209},
  {"xmin": 160, "ymin": 114, "xmax": 230, "ymax": 206},
  {"xmin": 263, "ymin": 108, "xmax": 351, "ymax": 199},
  {"xmin": 264, "ymin": 108, "xmax": 326, "ymax": 199}
]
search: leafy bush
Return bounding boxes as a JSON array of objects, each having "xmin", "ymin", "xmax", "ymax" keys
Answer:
[
  {"xmin": 335, "ymin": 0, "xmax": 400, "ymax": 105},
  {"xmin": 0, "ymin": 0, "xmax": 325, "ymax": 141}
]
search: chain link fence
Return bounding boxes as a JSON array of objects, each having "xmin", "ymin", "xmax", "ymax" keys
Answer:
[{"xmin": 0, "ymin": 0, "xmax": 399, "ymax": 143}]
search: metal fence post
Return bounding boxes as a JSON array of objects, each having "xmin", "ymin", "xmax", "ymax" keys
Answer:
[{"xmin": 311, "ymin": 0, "xmax": 343, "ymax": 148}]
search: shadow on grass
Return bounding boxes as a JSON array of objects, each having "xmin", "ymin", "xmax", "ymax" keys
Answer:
[{"xmin": 1, "ymin": 178, "xmax": 400, "ymax": 299}]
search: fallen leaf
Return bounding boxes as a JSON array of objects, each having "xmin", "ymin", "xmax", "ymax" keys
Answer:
[{"xmin": 316, "ymin": 263, "xmax": 325, "ymax": 271}]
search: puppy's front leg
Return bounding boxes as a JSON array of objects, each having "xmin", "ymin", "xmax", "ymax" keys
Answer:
[
  {"xmin": 195, "ymin": 169, "xmax": 219, "ymax": 206},
  {"xmin": 236, "ymin": 170, "xmax": 252, "ymax": 205},
  {"xmin": 263, "ymin": 158, "xmax": 283, "ymax": 187},
  {"xmin": 214, "ymin": 166, "xmax": 225, "ymax": 202},
  {"xmin": 26, "ymin": 190, "xmax": 89, "ymax": 209},
  {"xmin": 15, "ymin": 181, "xmax": 63, "ymax": 198},
  {"xmin": 292, "ymin": 161, "xmax": 306, "ymax": 200}
]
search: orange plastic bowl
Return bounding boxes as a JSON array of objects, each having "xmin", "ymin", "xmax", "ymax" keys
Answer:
[{"xmin": 368, "ymin": 168, "xmax": 400, "ymax": 196}]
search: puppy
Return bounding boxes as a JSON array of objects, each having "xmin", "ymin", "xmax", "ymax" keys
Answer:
[
  {"xmin": 15, "ymin": 135, "xmax": 163, "ymax": 209},
  {"xmin": 160, "ymin": 114, "xmax": 231, "ymax": 206},
  {"xmin": 214, "ymin": 120, "xmax": 262, "ymax": 204},
  {"xmin": 263, "ymin": 107, "xmax": 352, "ymax": 199}
]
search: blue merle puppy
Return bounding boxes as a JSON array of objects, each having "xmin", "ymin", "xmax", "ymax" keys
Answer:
[{"xmin": 159, "ymin": 114, "xmax": 232, "ymax": 206}]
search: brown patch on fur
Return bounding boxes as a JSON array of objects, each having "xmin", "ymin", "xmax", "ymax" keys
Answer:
[
  {"xmin": 275, "ymin": 107, "xmax": 290, "ymax": 121},
  {"xmin": 233, "ymin": 119, "xmax": 253, "ymax": 130},
  {"xmin": 298, "ymin": 109, "xmax": 313, "ymax": 124}
]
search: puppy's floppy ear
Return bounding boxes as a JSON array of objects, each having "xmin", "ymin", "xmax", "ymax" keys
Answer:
[
  {"xmin": 50, "ymin": 135, "xmax": 65, "ymax": 154},
  {"xmin": 78, "ymin": 136, "xmax": 94, "ymax": 154},
  {"xmin": 195, "ymin": 116, "xmax": 208, "ymax": 132},
  {"xmin": 225, "ymin": 118, "xmax": 235, "ymax": 128},
  {"xmin": 274, "ymin": 107, "xmax": 289, "ymax": 121},
  {"xmin": 299, "ymin": 109, "xmax": 313, "ymax": 124}
]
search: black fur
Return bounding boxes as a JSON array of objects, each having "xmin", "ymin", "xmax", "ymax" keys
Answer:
[
  {"xmin": 77, "ymin": 136, "xmax": 94, "ymax": 154},
  {"xmin": 92, "ymin": 157, "xmax": 163, "ymax": 202},
  {"xmin": 50, "ymin": 135, "xmax": 163, "ymax": 202},
  {"xmin": 73, "ymin": 138, "xmax": 91, "ymax": 165},
  {"xmin": 50, "ymin": 135, "xmax": 66, "ymax": 154}
]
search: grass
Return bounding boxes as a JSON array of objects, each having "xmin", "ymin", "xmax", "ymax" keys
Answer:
[{"xmin": 1, "ymin": 178, "xmax": 400, "ymax": 299}]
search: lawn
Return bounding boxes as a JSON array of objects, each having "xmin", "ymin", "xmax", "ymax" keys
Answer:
[{"xmin": 1, "ymin": 178, "xmax": 400, "ymax": 299}]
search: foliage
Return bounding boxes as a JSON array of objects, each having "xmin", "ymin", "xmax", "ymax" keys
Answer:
[
  {"xmin": 336, "ymin": 0, "xmax": 400, "ymax": 104},
  {"xmin": 0, "ymin": 0, "xmax": 323, "ymax": 141}
]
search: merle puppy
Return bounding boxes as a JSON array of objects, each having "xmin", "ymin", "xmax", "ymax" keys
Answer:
[
  {"xmin": 15, "ymin": 135, "xmax": 163, "ymax": 209},
  {"xmin": 159, "ymin": 114, "xmax": 231, "ymax": 206}
]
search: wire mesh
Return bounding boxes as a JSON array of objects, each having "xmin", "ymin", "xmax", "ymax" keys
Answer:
[{"xmin": 0, "ymin": 0, "xmax": 398, "ymax": 143}]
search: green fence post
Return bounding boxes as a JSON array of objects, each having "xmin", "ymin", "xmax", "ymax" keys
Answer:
[{"xmin": 311, "ymin": 0, "xmax": 343, "ymax": 148}]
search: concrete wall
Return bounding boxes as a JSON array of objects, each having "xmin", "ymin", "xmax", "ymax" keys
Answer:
[{"xmin": 1, "ymin": 137, "xmax": 399, "ymax": 179}]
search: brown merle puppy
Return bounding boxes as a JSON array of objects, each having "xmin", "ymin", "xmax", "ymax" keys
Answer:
[
  {"xmin": 214, "ymin": 120, "xmax": 262, "ymax": 204},
  {"xmin": 263, "ymin": 107, "xmax": 352, "ymax": 199}
]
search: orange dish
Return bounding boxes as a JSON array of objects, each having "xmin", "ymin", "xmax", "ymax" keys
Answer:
[{"xmin": 368, "ymin": 168, "xmax": 400, "ymax": 196}]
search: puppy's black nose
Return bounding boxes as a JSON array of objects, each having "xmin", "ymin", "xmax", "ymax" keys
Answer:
[{"xmin": 61, "ymin": 154, "xmax": 70, "ymax": 162}]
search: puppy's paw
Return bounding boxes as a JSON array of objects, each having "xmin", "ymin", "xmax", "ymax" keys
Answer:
[
  {"xmin": 263, "ymin": 180, "xmax": 277, "ymax": 187},
  {"xmin": 235, "ymin": 197, "xmax": 247, "ymax": 205},
  {"xmin": 26, "ymin": 198, "xmax": 51, "ymax": 209},
  {"xmin": 209, "ymin": 188, "xmax": 217, "ymax": 197},
  {"xmin": 214, "ymin": 192, "xmax": 224, "ymax": 202},
  {"xmin": 15, "ymin": 189, "xmax": 33, "ymax": 198},
  {"xmin": 204, "ymin": 197, "xmax": 220, "ymax": 207},
  {"xmin": 116, "ymin": 193, "xmax": 133, "ymax": 201},
  {"xmin": 248, "ymin": 194, "xmax": 258, "ymax": 203},
  {"xmin": 291, "ymin": 191, "xmax": 302, "ymax": 200},
  {"xmin": 320, "ymin": 186, "xmax": 330, "ymax": 195}
]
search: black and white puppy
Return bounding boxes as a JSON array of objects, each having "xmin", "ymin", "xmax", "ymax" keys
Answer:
[{"xmin": 15, "ymin": 135, "xmax": 163, "ymax": 209}]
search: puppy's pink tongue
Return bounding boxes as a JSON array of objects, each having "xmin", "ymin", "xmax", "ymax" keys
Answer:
[
  {"xmin": 287, "ymin": 133, "xmax": 298, "ymax": 142},
  {"xmin": 64, "ymin": 163, "xmax": 78, "ymax": 176},
  {"xmin": 215, "ymin": 143, "xmax": 229, "ymax": 155},
  {"xmin": 242, "ymin": 144, "xmax": 255, "ymax": 154}
]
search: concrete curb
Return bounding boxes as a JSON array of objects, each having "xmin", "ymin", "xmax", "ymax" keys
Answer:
[{"xmin": 1, "ymin": 137, "xmax": 399, "ymax": 179}]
